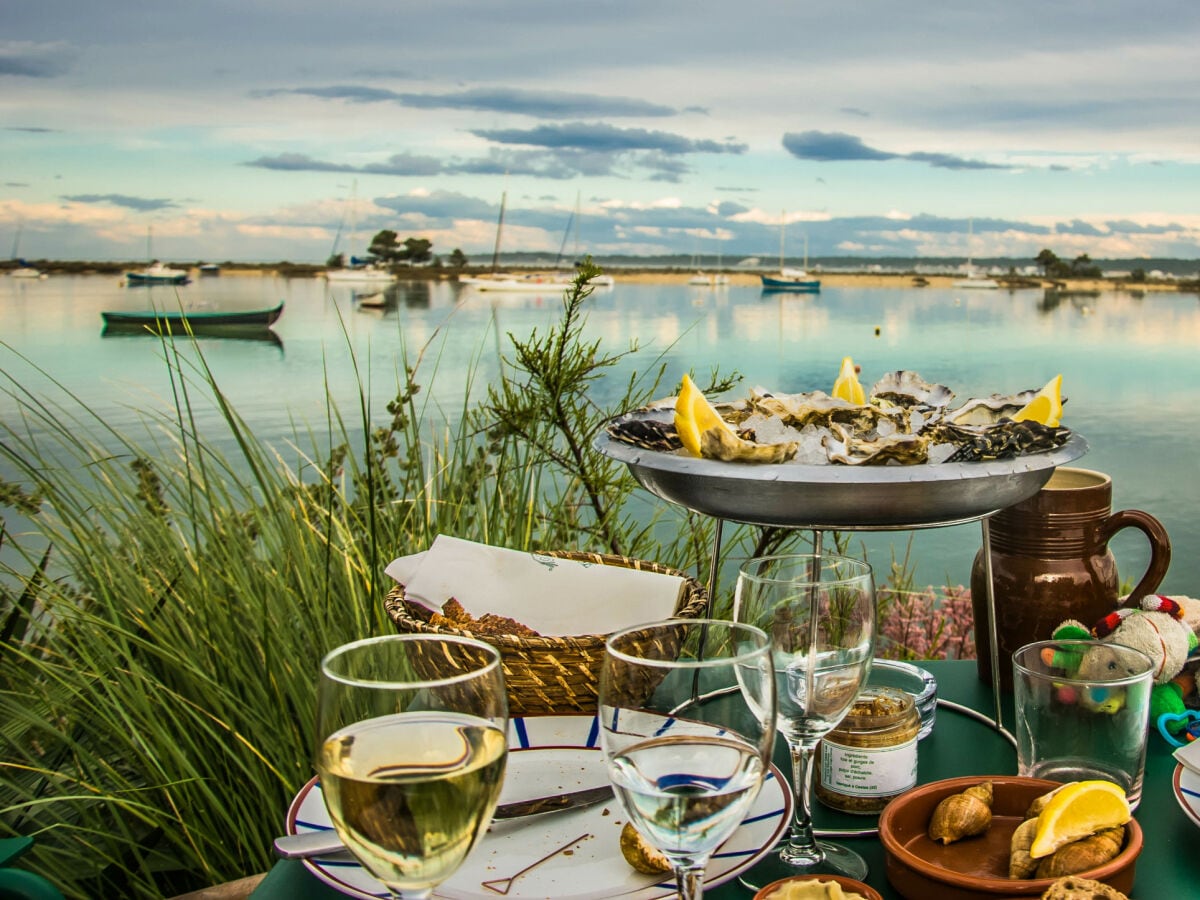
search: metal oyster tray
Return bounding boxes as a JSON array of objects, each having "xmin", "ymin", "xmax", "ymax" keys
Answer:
[{"xmin": 594, "ymin": 413, "xmax": 1089, "ymax": 530}]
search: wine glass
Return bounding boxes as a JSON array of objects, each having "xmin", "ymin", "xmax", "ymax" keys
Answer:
[
  {"xmin": 598, "ymin": 618, "xmax": 777, "ymax": 900},
  {"xmin": 733, "ymin": 553, "xmax": 876, "ymax": 886},
  {"xmin": 314, "ymin": 634, "xmax": 508, "ymax": 899}
]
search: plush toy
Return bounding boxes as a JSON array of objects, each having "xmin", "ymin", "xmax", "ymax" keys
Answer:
[{"xmin": 1047, "ymin": 595, "xmax": 1199, "ymax": 742}]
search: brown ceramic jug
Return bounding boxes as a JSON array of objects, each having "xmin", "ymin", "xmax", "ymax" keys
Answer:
[{"xmin": 971, "ymin": 467, "xmax": 1171, "ymax": 691}]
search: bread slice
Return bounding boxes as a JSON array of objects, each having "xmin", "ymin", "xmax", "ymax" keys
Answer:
[{"xmin": 1040, "ymin": 875, "xmax": 1128, "ymax": 900}]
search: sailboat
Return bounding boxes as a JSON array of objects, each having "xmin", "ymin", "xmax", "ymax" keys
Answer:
[
  {"xmin": 324, "ymin": 181, "xmax": 396, "ymax": 284},
  {"xmin": 8, "ymin": 224, "xmax": 45, "ymax": 278},
  {"xmin": 125, "ymin": 227, "xmax": 189, "ymax": 285},
  {"xmin": 459, "ymin": 191, "xmax": 572, "ymax": 293},
  {"xmin": 953, "ymin": 219, "xmax": 999, "ymax": 289},
  {"xmin": 549, "ymin": 193, "xmax": 614, "ymax": 287},
  {"xmin": 761, "ymin": 213, "xmax": 820, "ymax": 292}
]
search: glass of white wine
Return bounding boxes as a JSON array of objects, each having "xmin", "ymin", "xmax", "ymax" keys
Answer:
[
  {"xmin": 315, "ymin": 633, "xmax": 508, "ymax": 900},
  {"xmin": 598, "ymin": 618, "xmax": 777, "ymax": 900},
  {"xmin": 733, "ymin": 553, "xmax": 875, "ymax": 887}
]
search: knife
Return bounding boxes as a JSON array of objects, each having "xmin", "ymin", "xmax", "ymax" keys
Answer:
[{"xmin": 273, "ymin": 783, "xmax": 614, "ymax": 860}]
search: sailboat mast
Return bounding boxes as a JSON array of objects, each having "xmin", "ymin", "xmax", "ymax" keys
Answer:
[
  {"xmin": 490, "ymin": 190, "xmax": 507, "ymax": 274},
  {"xmin": 779, "ymin": 210, "xmax": 786, "ymax": 268}
]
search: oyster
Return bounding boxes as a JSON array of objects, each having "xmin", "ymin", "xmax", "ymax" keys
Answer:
[
  {"xmin": 745, "ymin": 388, "xmax": 899, "ymax": 434},
  {"xmin": 870, "ymin": 370, "xmax": 955, "ymax": 410},
  {"xmin": 605, "ymin": 414, "xmax": 682, "ymax": 452},
  {"xmin": 701, "ymin": 426, "xmax": 799, "ymax": 464},
  {"xmin": 945, "ymin": 391, "xmax": 1038, "ymax": 426},
  {"xmin": 934, "ymin": 420, "xmax": 1071, "ymax": 462},
  {"xmin": 822, "ymin": 422, "xmax": 929, "ymax": 466}
]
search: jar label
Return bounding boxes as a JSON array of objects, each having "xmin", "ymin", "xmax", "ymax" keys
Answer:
[{"xmin": 819, "ymin": 737, "xmax": 918, "ymax": 796}]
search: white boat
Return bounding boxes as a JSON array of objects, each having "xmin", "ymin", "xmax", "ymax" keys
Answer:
[
  {"xmin": 953, "ymin": 271, "xmax": 1001, "ymax": 289},
  {"xmin": 324, "ymin": 264, "xmax": 395, "ymax": 283},
  {"xmin": 126, "ymin": 261, "xmax": 190, "ymax": 285},
  {"xmin": 8, "ymin": 224, "xmax": 45, "ymax": 278},
  {"xmin": 760, "ymin": 215, "xmax": 820, "ymax": 292},
  {"xmin": 459, "ymin": 273, "xmax": 565, "ymax": 293},
  {"xmin": 688, "ymin": 272, "xmax": 712, "ymax": 286},
  {"xmin": 953, "ymin": 219, "xmax": 999, "ymax": 289}
]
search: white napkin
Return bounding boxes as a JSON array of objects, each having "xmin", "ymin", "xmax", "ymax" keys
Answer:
[
  {"xmin": 1174, "ymin": 735, "xmax": 1200, "ymax": 775},
  {"xmin": 385, "ymin": 535, "xmax": 689, "ymax": 637}
]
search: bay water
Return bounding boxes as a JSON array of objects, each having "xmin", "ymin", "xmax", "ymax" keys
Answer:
[{"xmin": 2, "ymin": 273, "xmax": 1197, "ymax": 601}]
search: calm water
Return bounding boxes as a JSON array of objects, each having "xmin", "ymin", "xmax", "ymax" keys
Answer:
[{"xmin": 3, "ymin": 273, "xmax": 1198, "ymax": 598}]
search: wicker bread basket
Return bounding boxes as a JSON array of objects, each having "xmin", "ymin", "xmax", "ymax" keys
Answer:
[{"xmin": 384, "ymin": 549, "xmax": 709, "ymax": 716}]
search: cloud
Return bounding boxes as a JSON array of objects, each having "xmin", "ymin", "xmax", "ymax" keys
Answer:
[
  {"xmin": 471, "ymin": 122, "xmax": 747, "ymax": 155},
  {"xmin": 245, "ymin": 130, "xmax": 738, "ymax": 182},
  {"xmin": 782, "ymin": 130, "xmax": 1010, "ymax": 170},
  {"xmin": 62, "ymin": 193, "xmax": 179, "ymax": 212},
  {"xmin": 252, "ymin": 85, "xmax": 677, "ymax": 118},
  {"xmin": 0, "ymin": 41, "xmax": 74, "ymax": 77}
]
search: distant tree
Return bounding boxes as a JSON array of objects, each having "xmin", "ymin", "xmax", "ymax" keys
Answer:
[
  {"xmin": 402, "ymin": 237, "xmax": 433, "ymax": 265},
  {"xmin": 326, "ymin": 252, "xmax": 345, "ymax": 269},
  {"xmin": 1070, "ymin": 253, "xmax": 1101, "ymax": 278},
  {"xmin": 1130, "ymin": 267, "xmax": 1147, "ymax": 283},
  {"xmin": 1034, "ymin": 248, "xmax": 1060, "ymax": 273},
  {"xmin": 368, "ymin": 230, "xmax": 401, "ymax": 263},
  {"xmin": 448, "ymin": 248, "xmax": 468, "ymax": 268}
]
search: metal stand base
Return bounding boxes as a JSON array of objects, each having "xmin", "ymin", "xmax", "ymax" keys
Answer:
[{"xmin": 707, "ymin": 516, "xmax": 1016, "ymax": 744}]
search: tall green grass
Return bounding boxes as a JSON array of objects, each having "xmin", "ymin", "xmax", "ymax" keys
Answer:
[{"xmin": 0, "ymin": 267, "xmax": 783, "ymax": 897}]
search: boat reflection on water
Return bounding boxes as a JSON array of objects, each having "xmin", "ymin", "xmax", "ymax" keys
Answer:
[
  {"xmin": 100, "ymin": 324, "xmax": 284, "ymax": 351},
  {"xmin": 351, "ymin": 281, "xmax": 433, "ymax": 313}
]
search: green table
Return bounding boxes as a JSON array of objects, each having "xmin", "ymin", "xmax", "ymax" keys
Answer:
[{"xmin": 251, "ymin": 660, "xmax": 1193, "ymax": 898}]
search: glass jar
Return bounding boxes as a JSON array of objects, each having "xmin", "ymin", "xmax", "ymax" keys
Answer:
[{"xmin": 815, "ymin": 685, "xmax": 920, "ymax": 814}]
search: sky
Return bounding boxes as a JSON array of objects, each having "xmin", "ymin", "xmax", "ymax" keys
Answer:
[{"xmin": 4, "ymin": 1, "xmax": 1200, "ymax": 266}]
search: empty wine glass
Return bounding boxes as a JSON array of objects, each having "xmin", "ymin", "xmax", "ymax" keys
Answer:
[
  {"xmin": 598, "ymin": 618, "xmax": 777, "ymax": 900},
  {"xmin": 733, "ymin": 553, "xmax": 876, "ymax": 886},
  {"xmin": 314, "ymin": 634, "xmax": 508, "ymax": 899}
]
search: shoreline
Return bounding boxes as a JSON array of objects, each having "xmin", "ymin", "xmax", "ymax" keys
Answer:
[{"xmin": 6, "ymin": 263, "xmax": 1194, "ymax": 293}]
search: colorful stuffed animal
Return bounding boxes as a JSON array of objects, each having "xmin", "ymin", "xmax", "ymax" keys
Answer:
[{"xmin": 1048, "ymin": 595, "xmax": 1199, "ymax": 742}]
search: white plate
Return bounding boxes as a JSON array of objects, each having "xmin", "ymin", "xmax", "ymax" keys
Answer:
[
  {"xmin": 286, "ymin": 715, "xmax": 792, "ymax": 899},
  {"xmin": 1173, "ymin": 762, "xmax": 1200, "ymax": 829}
]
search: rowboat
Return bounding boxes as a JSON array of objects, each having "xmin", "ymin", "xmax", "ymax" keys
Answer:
[{"xmin": 100, "ymin": 301, "xmax": 284, "ymax": 331}]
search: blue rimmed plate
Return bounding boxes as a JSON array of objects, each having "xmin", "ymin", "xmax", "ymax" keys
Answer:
[
  {"xmin": 1172, "ymin": 763, "xmax": 1200, "ymax": 829},
  {"xmin": 286, "ymin": 714, "xmax": 792, "ymax": 899}
]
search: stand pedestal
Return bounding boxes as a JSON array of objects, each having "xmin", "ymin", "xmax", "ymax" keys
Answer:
[{"xmin": 701, "ymin": 513, "xmax": 1016, "ymax": 746}]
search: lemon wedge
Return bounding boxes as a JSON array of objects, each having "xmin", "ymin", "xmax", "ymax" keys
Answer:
[
  {"xmin": 1012, "ymin": 374, "xmax": 1064, "ymax": 427},
  {"xmin": 1029, "ymin": 780, "xmax": 1131, "ymax": 859},
  {"xmin": 832, "ymin": 356, "xmax": 865, "ymax": 405},
  {"xmin": 674, "ymin": 374, "xmax": 736, "ymax": 457}
]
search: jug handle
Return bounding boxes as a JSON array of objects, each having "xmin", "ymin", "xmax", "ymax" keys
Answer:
[{"xmin": 1100, "ymin": 509, "xmax": 1172, "ymax": 608}]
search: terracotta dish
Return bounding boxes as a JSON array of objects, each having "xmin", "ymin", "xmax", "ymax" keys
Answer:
[
  {"xmin": 752, "ymin": 873, "xmax": 884, "ymax": 900},
  {"xmin": 877, "ymin": 775, "xmax": 1142, "ymax": 900}
]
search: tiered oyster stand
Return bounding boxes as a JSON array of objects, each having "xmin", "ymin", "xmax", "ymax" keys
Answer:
[{"xmin": 595, "ymin": 414, "xmax": 1090, "ymax": 745}]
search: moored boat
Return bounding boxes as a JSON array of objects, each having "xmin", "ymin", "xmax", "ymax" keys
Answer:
[
  {"xmin": 324, "ymin": 263, "xmax": 396, "ymax": 283},
  {"xmin": 126, "ymin": 261, "xmax": 191, "ymax": 285},
  {"xmin": 458, "ymin": 273, "xmax": 566, "ymax": 292},
  {"xmin": 101, "ymin": 301, "xmax": 284, "ymax": 331},
  {"xmin": 761, "ymin": 266, "xmax": 821, "ymax": 292},
  {"xmin": 761, "ymin": 214, "xmax": 821, "ymax": 292}
]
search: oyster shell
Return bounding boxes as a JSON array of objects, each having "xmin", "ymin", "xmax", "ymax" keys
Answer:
[
  {"xmin": 605, "ymin": 414, "xmax": 682, "ymax": 452},
  {"xmin": 870, "ymin": 370, "xmax": 955, "ymax": 409},
  {"xmin": 933, "ymin": 420, "xmax": 1071, "ymax": 462},
  {"xmin": 822, "ymin": 422, "xmax": 929, "ymax": 466},
  {"xmin": 945, "ymin": 391, "xmax": 1038, "ymax": 426},
  {"xmin": 701, "ymin": 426, "xmax": 799, "ymax": 464}
]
